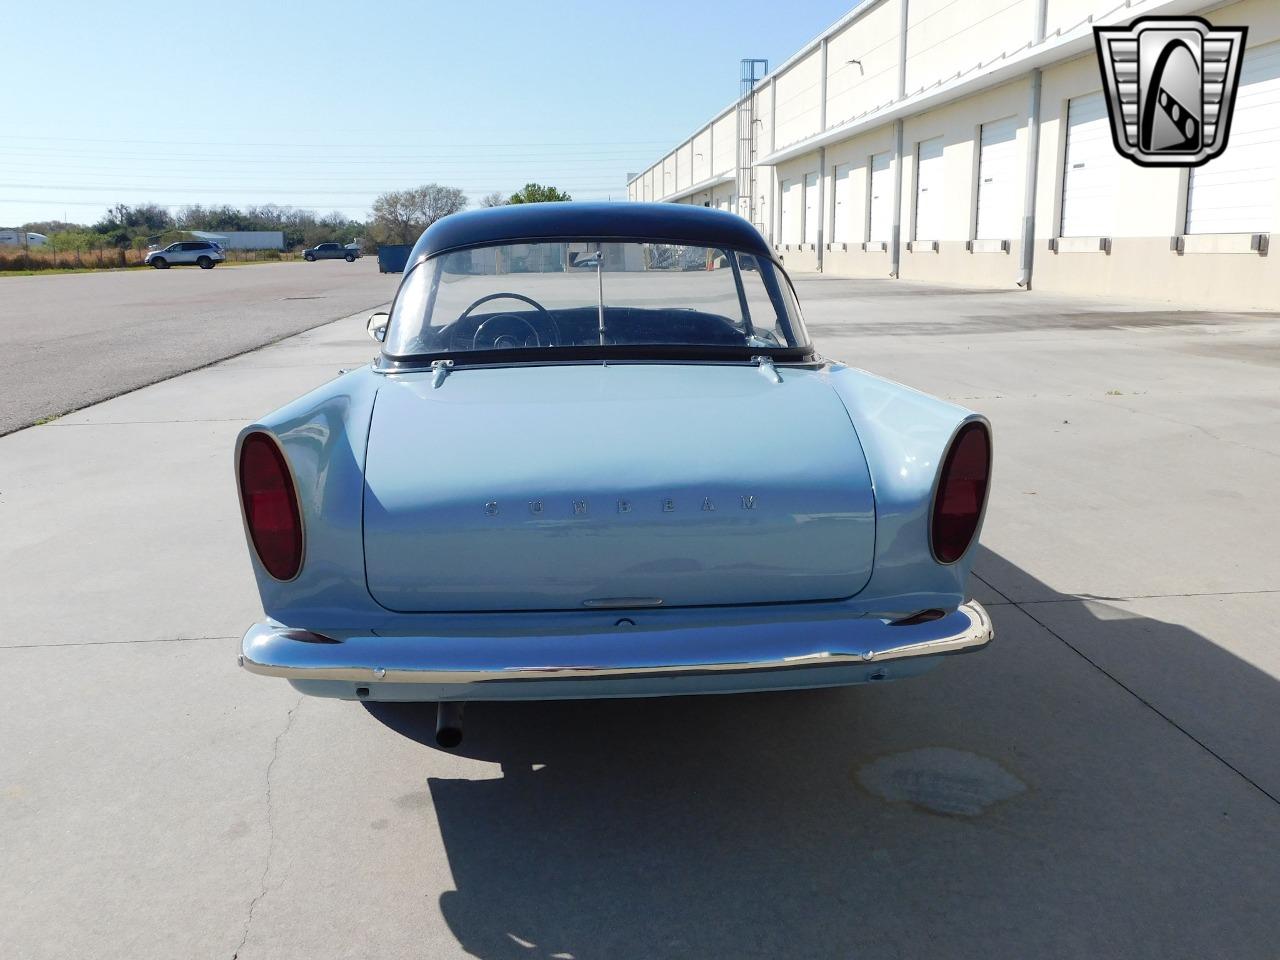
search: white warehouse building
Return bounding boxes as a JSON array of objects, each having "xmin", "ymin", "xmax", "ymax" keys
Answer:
[
  {"xmin": 628, "ymin": 0, "xmax": 1280, "ymax": 309},
  {"xmin": 189, "ymin": 230, "xmax": 285, "ymax": 251}
]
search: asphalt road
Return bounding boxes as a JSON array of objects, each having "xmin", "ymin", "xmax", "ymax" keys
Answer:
[
  {"xmin": 3, "ymin": 278, "xmax": 1280, "ymax": 958},
  {"xmin": 0, "ymin": 258, "xmax": 396, "ymax": 435}
]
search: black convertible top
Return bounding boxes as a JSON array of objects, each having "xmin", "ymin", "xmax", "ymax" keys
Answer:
[{"xmin": 408, "ymin": 202, "xmax": 772, "ymax": 263}]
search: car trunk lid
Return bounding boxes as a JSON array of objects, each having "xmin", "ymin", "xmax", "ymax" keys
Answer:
[{"xmin": 362, "ymin": 363, "xmax": 874, "ymax": 611}]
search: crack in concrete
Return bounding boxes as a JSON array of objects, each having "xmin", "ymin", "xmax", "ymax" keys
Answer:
[
  {"xmin": 1033, "ymin": 588, "xmax": 1280, "ymax": 603},
  {"xmin": 232, "ymin": 695, "xmax": 303, "ymax": 960},
  {"xmin": 971, "ymin": 571, "xmax": 1014, "ymax": 604},
  {"xmin": 973, "ymin": 587, "xmax": 1279, "ymax": 606},
  {"xmin": 1, "ymin": 635, "xmax": 237, "ymax": 651},
  {"xmin": 977, "ymin": 569, "xmax": 1279, "ymax": 803},
  {"xmin": 1082, "ymin": 396, "xmax": 1280, "ymax": 462},
  {"xmin": 998, "ymin": 591, "xmax": 1280, "ymax": 808}
]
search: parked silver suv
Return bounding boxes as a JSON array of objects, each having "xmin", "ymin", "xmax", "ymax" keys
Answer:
[{"xmin": 145, "ymin": 240, "xmax": 225, "ymax": 269}]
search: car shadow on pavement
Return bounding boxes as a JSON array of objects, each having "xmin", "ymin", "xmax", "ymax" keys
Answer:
[{"xmin": 364, "ymin": 549, "xmax": 1280, "ymax": 960}]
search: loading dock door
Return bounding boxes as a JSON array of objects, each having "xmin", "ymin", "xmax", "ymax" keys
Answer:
[
  {"xmin": 832, "ymin": 164, "xmax": 852, "ymax": 243},
  {"xmin": 1060, "ymin": 92, "xmax": 1121, "ymax": 237},
  {"xmin": 1186, "ymin": 40, "xmax": 1280, "ymax": 234},
  {"xmin": 976, "ymin": 117, "xmax": 1020, "ymax": 240},
  {"xmin": 804, "ymin": 172, "xmax": 820, "ymax": 246},
  {"xmin": 914, "ymin": 137, "xmax": 945, "ymax": 240},
  {"xmin": 780, "ymin": 179, "xmax": 802, "ymax": 244},
  {"xmin": 868, "ymin": 152, "xmax": 892, "ymax": 242}
]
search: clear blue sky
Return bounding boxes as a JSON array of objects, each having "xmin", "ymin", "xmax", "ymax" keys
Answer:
[{"xmin": 3, "ymin": 0, "xmax": 856, "ymax": 227}]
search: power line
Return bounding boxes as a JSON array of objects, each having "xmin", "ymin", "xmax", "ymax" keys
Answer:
[
  {"xmin": 0, "ymin": 183, "xmax": 625, "ymax": 197},
  {"xmin": 0, "ymin": 168, "xmax": 630, "ymax": 185},
  {"xmin": 0, "ymin": 193, "xmax": 619, "ymax": 209},
  {"xmin": 0, "ymin": 170, "xmax": 638, "ymax": 185},
  {"xmin": 0, "ymin": 149, "xmax": 648, "ymax": 166},
  {"xmin": 0, "ymin": 134, "xmax": 674, "ymax": 149},
  {"xmin": 0, "ymin": 142, "xmax": 656, "ymax": 156}
]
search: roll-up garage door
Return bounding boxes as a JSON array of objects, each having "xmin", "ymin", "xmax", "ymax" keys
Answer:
[
  {"xmin": 804, "ymin": 172, "xmax": 820, "ymax": 245},
  {"xmin": 832, "ymin": 164, "xmax": 852, "ymax": 243},
  {"xmin": 780, "ymin": 179, "xmax": 802, "ymax": 244},
  {"xmin": 914, "ymin": 137, "xmax": 945, "ymax": 240},
  {"xmin": 1186, "ymin": 40, "xmax": 1280, "ymax": 234},
  {"xmin": 869, "ymin": 152, "xmax": 892, "ymax": 242},
  {"xmin": 1060, "ymin": 92, "xmax": 1121, "ymax": 237},
  {"xmin": 976, "ymin": 117, "xmax": 1020, "ymax": 240}
]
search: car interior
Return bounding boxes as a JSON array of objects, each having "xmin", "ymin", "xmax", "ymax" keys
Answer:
[{"xmin": 432, "ymin": 304, "xmax": 777, "ymax": 352}]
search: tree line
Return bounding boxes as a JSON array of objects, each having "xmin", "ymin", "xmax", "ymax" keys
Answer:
[
  {"xmin": 366, "ymin": 181, "xmax": 572, "ymax": 244},
  {"xmin": 19, "ymin": 182, "xmax": 573, "ymax": 253}
]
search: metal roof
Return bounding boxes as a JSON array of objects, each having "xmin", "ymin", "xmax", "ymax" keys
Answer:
[{"xmin": 408, "ymin": 202, "xmax": 772, "ymax": 262}]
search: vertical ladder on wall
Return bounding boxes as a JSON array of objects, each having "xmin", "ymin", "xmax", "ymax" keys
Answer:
[{"xmin": 737, "ymin": 58, "xmax": 768, "ymax": 230}]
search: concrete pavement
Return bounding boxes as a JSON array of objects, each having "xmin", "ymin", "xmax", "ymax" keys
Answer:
[
  {"xmin": 2, "ymin": 279, "xmax": 1279, "ymax": 959},
  {"xmin": 0, "ymin": 257, "xmax": 397, "ymax": 435}
]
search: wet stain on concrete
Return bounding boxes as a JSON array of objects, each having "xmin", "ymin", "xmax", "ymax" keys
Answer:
[
  {"xmin": 856, "ymin": 747, "xmax": 1026, "ymax": 817},
  {"xmin": 808, "ymin": 310, "xmax": 1280, "ymax": 338},
  {"xmin": 394, "ymin": 791, "xmax": 432, "ymax": 810},
  {"xmin": 1182, "ymin": 340, "xmax": 1280, "ymax": 368}
]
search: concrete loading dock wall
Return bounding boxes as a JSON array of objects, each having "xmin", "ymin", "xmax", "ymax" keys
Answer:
[{"xmin": 629, "ymin": 0, "xmax": 1280, "ymax": 309}]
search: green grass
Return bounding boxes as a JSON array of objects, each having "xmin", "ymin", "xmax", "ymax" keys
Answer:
[
  {"xmin": 0, "ymin": 257, "xmax": 303, "ymax": 278},
  {"xmin": 0, "ymin": 265, "xmax": 149, "ymax": 278}
]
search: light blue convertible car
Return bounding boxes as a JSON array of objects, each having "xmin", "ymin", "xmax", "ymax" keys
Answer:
[{"xmin": 236, "ymin": 203, "xmax": 993, "ymax": 746}]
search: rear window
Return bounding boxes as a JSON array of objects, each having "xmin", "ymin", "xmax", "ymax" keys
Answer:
[{"xmin": 384, "ymin": 240, "xmax": 808, "ymax": 361}]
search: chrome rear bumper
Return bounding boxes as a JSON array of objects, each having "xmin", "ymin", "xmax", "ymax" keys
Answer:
[{"xmin": 239, "ymin": 601, "xmax": 992, "ymax": 700}]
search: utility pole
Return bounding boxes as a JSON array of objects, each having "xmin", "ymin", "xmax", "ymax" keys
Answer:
[{"xmin": 737, "ymin": 58, "xmax": 769, "ymax": 229}]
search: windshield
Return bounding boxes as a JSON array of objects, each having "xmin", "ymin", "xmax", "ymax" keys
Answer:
[{"xmin": 383, "ymin": 240, "xmax": 809, "ymax": 360}]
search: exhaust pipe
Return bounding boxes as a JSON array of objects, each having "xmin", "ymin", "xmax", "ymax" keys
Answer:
[{"xmin": 435, "ymin": 701, "xmax": 464, "ymax": 748}]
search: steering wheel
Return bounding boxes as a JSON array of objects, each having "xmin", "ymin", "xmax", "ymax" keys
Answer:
[{"xmin": 456, "ymin": 292, "xmax": 560, "ymax": 350}]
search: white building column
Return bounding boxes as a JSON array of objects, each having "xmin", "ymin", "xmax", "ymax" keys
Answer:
[
  {"xmin": 816, "ymin": 37, "xmax": 829, "ymax": 273},
  {"xmin": 890, "ymin": 0, "xmax": 909, "ymax": 279},
  {"xmin": 1018, "ymin": 0, "xmax": 1049, "ymax": 287}
]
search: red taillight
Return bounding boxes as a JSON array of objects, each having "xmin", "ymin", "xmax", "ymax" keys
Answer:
[
  {"xmin": 238, "ymin": 432, "xmax": 303, "ymax": 581},
  {"xmin": 931, "ymin": 421, "xmax": 991, "ymax": 564}
]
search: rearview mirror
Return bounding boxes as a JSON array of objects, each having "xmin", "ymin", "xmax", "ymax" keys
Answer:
[{"xmin": 367, "ymin": 311, "xmax": 389, "ymax": 343}]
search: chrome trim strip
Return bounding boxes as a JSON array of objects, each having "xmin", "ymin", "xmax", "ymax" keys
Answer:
[
  {"xmin": 240, "ymin": 601, "xmax": 993, "ymax": 686},
  {"xmin": 373, "ymin": 357, "xmax": 827, "ymax": 376},
  {"xmin": 582, "ymin": 597, "xmax": 665, "ymax": 608}
]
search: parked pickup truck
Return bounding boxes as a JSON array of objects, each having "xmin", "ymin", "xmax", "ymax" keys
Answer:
[{"xmin": 303, "ymin": 242, "xmax": 360, "ymax": 262}]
